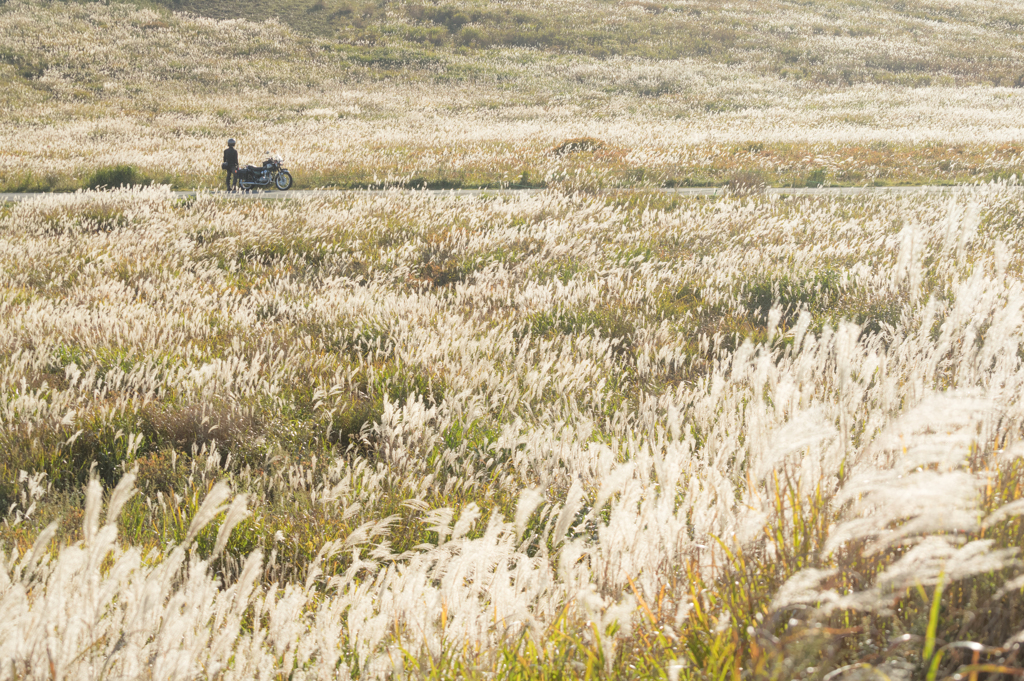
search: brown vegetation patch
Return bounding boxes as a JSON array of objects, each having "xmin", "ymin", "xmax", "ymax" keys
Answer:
[
  {"xmin": 725, "ymin": 169, "xmax": 769, "ymax": 195},
  {"xmin": 142, "ymin": 401, "xmax": 259, "ymax": 453},
  {"xmin": 551, "ymin": 137, "xmax": 606, "ymax": 155}
]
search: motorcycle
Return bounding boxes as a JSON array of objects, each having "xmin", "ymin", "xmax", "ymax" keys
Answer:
[{"xmin": 235, "ymin": 153, "xmax": 293, "ymax": 191}]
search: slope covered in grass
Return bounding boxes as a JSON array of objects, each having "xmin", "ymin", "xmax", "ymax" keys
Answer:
[
  {"xmin": 139, "ymin": 0, "xmax": 1024, "ymax": 87},
  {"xmin": 2, "ymin": 0, "xmax": 1024, "ymax": 191}
]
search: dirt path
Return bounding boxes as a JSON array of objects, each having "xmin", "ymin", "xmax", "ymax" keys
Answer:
[{"xmin": 0, "ymin": 185, "xmax": 976, "ymax": 202}]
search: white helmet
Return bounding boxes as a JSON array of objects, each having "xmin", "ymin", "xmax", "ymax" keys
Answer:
[{"xmin": 227, "ymin": 138, "xmax": 236, "ymax": 147}]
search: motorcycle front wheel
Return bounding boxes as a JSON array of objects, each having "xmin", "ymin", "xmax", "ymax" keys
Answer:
[{"xmin": 275, "ymin": 171, "xmax": 293, "ymax": 191}]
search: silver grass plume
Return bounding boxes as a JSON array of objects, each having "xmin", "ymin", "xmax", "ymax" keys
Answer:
[
  {"xmin": 211, "ymin": 493, "xmax": 249, "ymax": 559},
  {"xmin": 184, "ymin": 481, "xmax": 232, "ymax": 545}
]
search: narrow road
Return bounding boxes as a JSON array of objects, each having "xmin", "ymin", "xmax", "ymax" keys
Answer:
[{"xmin": 0, "ymin": 185, "xmax": 977, "ymax": 203}]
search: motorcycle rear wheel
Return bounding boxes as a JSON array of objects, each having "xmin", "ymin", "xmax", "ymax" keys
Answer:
[{"xmin": 275, "ymin": 171, "xmax": 293, "ymax": 191}]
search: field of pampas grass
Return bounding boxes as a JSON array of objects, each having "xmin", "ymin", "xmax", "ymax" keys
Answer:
[
  {"xmin": 4, "ymin": 0, "xmax": 1024, "ymax": 192},
  {"xmin": 7, "ymin": 0, "xmax": 1024, "ymax": 677},
  {"xmin": 3, "ymin": 183, "xmax": 1024, "ymax": 678}
]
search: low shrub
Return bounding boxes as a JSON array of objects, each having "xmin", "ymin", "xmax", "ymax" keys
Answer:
[
  {"xmin": 805, "ymin": 167, "xmax": 828, "ymax": 187},
  {"xmin": 551, "ymin": 137, "xmax": 606, "ymax": 155},
  {"xmin": 725, "ymin": 168, "xmax": 769, "ymax": 194},
  {"xmin": 85, "ymin": 165, "xmax": 149, "ymax": 190}
]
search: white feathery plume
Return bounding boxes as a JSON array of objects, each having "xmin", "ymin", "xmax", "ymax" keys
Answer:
[
  {"xmin": 211, "ymin": 493, "xmax": 249, "ymax": 558},
  {"xmin": 515, "ymin": 487, "xmax": 546, "ymax": 541},
  {"xmin": 82, "ymin": 474, "xmax": 103, "ymax": 547},
  {"xmin": 184, "ymin": 481, "xmax": 232, "ymax": 545},
  {"xmin": 104, "ymin": 468, "xmax": 137, "ymax": 527},
  {"xmin": 552, "ymin": 479, "xmax": 584, "ymax": 546}
]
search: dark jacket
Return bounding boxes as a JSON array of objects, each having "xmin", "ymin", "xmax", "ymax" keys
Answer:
[{"xmin": 223, "ymin": 147, "xmax": 238, "ymax": 168}]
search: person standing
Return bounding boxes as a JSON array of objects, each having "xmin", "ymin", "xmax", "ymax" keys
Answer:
[{"xmin": 223, "ymin": 138, "xmax": 238, "ymax": 191}]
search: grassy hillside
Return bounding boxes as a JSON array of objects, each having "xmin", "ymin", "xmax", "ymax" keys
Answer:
[
  {"xmin": 133, "ymin": 0, "xmax": 1024, "ymax": 86},
  {"xmin": 8, "ymin": 0, "xmax": 1024, "ymax": 100},
  {"xmin": 2, "ymin": 0, "xmax": 1024, "ymax": 193}
]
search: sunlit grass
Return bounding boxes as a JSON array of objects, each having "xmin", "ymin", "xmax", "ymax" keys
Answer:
[
  {"xmin": 5, "ymin": 0, "xmax": 1024, "ymax": 677},
  {"xmin": 3, "ymin": 184, "xmax": 1024, "ymax": 677},
  {"xmin": 3, "ymin": 0, "xmax": 1024, "ymax": 193}
]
